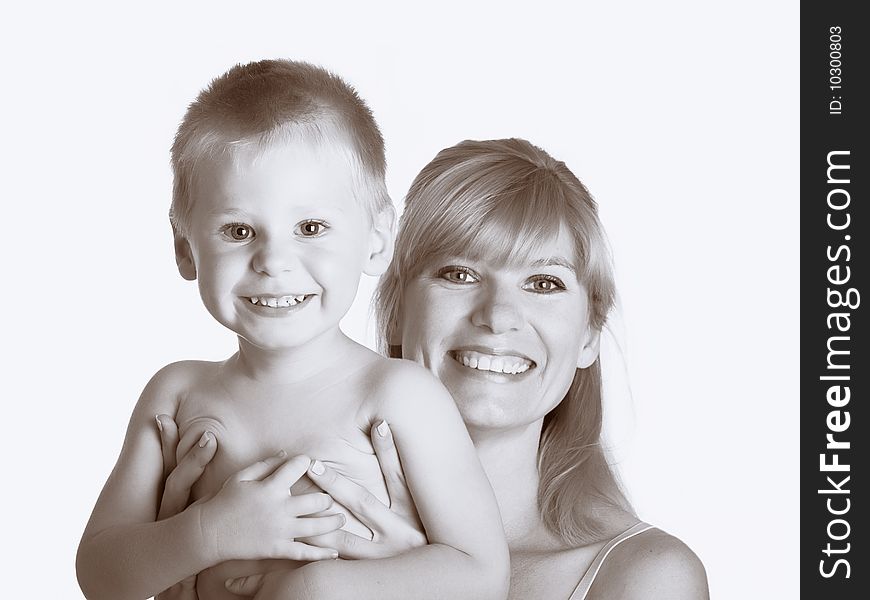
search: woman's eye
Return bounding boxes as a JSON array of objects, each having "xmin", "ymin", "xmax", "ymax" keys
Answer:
[
  {"xmin": 525, "ymin": 276, "xmax": 566, "ymax": 294},
  {"xmin": 437, "ymin": 266, "xmax": 480, "ymax": 284},
  {"xmin": 296, "ymin": 220, "xmax": 329, "ymax": 237},
  {"xmin": 220, "ymin": 223, "xmax": 254, "ymax": 241}
]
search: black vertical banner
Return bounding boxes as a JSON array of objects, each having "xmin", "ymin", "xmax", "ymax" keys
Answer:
[{"xmin": 802, "ymin": 4, "xmax": 867, "ymax": 597}]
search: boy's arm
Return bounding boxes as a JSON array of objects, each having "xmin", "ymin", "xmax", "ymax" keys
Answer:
[
  {"xmin": 76, "ymin": 363, "xmax": 343, "ymax": 600},
  {"xmin": 76, "ymin": 363, "xmax": 224, "ymax": 600},
  {"xmin": 239, "ymin": 360, "xmax": 511, "ymax": 600}
]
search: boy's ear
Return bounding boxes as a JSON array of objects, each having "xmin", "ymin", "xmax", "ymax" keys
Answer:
[
  {"xmin": 173, "ymin": 226, "xmax": 197, "ymax": 281},
  {"xmin": 577, "ymin": 328, "xmax": 601, "ymax": 369},
  {"xmin": 363, "ymin": 205, "xmax": 396, "ymax": 276}
]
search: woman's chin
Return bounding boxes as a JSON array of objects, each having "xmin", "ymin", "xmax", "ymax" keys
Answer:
[{"xmin": 439, "ymin": 354, "xmax": 539, "ymax": 430}]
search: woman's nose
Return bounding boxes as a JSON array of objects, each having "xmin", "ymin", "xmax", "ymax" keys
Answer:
[
  {"xmin": 251, "ymin": 237, "xmax": 300, "ymax": 276},
  {"xmin": 470, "ymin": 287, "xmax": 523, "ymax": 334}
]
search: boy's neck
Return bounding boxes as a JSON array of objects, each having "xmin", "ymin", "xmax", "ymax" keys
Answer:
[{"xmin": 233, "ymin": 326, "xmax": 358, "ymax": 383}]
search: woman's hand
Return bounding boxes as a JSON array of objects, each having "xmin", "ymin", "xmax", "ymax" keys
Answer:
[
  {"xmin": 224, "ymin": 420, "xmax": 428, "ymax": 597},
  {"xmin": 154, "ymin": 414, "xmax": 218, "ymax": 600},
  {"xmin": 303, "ymin": 420, "xmax": 427, "ymax": 558},
  {"xmin": 156, "ymin": 414, "xmax": 218, "ymax": 520}
]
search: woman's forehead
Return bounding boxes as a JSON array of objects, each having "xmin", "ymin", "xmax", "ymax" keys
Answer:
[{"xmin": 486, "ymin": 221, "xmax": 576, "ymax": 261}]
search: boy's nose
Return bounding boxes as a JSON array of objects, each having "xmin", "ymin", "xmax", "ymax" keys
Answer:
[{"xmin": 251, "ymin": 238, "xmax": 300, "ymax": 276}]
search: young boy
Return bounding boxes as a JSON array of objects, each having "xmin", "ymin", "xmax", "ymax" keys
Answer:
[{"xmin": 76, "ymin": 60, "xmax": 509, "ymax": 600}]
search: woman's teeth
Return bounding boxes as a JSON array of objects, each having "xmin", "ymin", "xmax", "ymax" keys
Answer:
[
  {"xmin": 249, "ymin": 295, "xmax": 307, "ymax": 308},
  {"xmin": 453, "ymin": 350, "xmax": 532, "ymax": 374}
]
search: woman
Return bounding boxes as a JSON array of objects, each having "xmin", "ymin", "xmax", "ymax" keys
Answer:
[{"xmin": 159, "ymin": 138, "xmax": 709, "ymax": 599}]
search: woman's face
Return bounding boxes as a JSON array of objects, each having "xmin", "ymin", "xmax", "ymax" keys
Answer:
[{"xmin": 398, "ymin": 226, "xmax": 600, "ymax": 434}]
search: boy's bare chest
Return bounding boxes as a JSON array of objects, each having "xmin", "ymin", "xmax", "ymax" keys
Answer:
[{"xmin": 174, "ymin": 379, "xmax": 386, "ymax": 507}]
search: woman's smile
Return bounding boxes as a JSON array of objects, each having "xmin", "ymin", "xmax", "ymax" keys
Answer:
[{"xmin": 449, "ymin": 348, "xmax": 535, "ymax": 376}]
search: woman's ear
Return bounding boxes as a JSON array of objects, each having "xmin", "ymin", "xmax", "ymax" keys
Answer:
[
  {"xmin": 363, "ymin": 206, "xmax": 396, "ymax": 276},
  {"xmin": 173, "ymin": 227, "xmax": 197, "ymax": 281},
  {"xmin": 577, "ymin": 329, "xmax": 601, "ymax": 369}
]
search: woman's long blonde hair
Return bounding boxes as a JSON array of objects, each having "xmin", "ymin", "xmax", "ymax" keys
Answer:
[{"xmin": 375, "ymin": 138, "xmax": 632, "ymax": 544}]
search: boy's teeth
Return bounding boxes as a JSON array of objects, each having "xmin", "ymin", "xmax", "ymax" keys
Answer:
[
  {"xmin": 249, "ymin": 295, "xmax": 308, "ymax": 307},
  {"xmin": 455, "ymin": 350, "xmax": 532, "ymax": 374}
]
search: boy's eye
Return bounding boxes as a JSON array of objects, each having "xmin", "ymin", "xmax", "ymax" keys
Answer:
[
  {"xmin": 220, "ymin": 223, "xmax": 255, "ymax": 241},
  {"xmin": 296, "ymin": 220, "xmax": 329, "ymax": 237},
  {"xmin": 524, "ymin": 275, "xmax": 566, "ymax": 294},
  {"xmin": 436, "ymin": 266, "xmax": 480, "ymax": 284}
]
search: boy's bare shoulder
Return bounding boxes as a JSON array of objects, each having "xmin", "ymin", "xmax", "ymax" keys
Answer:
[
  {"xmin": 366, "ymin": 356, "xmax": 442, "ymax": 392},
  {"xmin": 137, "ymin": 360, "xmax": 224, "ymax": 414},
  {"xmin": 146, "ymin": 359, "xmax": 221, "ymax": 391},
  {"xmin": 592, "ymin": 527, "xmax": 709, "ymax": 599},
  {"xmin": 360, "ymin": 356, "xmax": 451, "ymax": 414}
]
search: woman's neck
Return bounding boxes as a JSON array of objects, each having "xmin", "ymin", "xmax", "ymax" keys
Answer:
[{"xmin": 469, "ymin": 420, "xmax": 551, "ymax": 546}]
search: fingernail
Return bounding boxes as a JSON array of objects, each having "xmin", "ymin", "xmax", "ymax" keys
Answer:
[
  {"xmin": 155, "ymin": 415, "xmax": 163, "ymax": 433},
  {"xmin": 198, "ymin": 431, "xmax": 213, "ymax": 448},
  {"xmin": 330, "ymin": 550, "xmax": 339, "ymax": 559},
  {"xmin": 275, "ymin": 449, "xmax": 287, "ymax": 458},
  {"xmin": 377, "ymin": 420, "xmax": 389, "ymax": 437},
  {"xmin": 310, "ymin": 459, "xmax": 325, "ymax": 475}
]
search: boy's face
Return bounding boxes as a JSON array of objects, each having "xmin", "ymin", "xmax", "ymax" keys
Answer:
[{"xmin": 178, "ymin": 138, "xmax": 384, "ymax": 351}]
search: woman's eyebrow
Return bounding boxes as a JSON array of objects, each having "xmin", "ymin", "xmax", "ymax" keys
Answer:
[{"xmin": 530, "ymin": 257, "xmax": 576, "ymax": 273}]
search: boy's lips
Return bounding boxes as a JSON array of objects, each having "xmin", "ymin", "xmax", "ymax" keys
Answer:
[
  {"xmin": 239, "ymin": 293, "xmax": 315, "ymax": 315},
  {"xmin": 246, "ymin": 294, "xmax": 311, "ymax": 308}
]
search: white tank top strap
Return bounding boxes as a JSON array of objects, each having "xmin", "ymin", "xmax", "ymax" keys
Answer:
[{"xmin": 568, "ymin": 522, "xmax": 654, "ymax": 600}]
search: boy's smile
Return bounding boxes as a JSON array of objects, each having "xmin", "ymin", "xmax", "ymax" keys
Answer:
[
  {"xmin": 246, "ymin": 294, "xmax": 310, "ymax": 308},
  {"xmin": 178, "ymin": 136, "xmax": 378, "ymax": 352},
  {"xmin": 241, "ymin": 293, "xmax": 314, "ymax": 317}
]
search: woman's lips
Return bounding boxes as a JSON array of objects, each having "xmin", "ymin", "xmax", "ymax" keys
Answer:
[{"xmin": 450, "ymin": 349, "xmax": 535, "ymax": 375}]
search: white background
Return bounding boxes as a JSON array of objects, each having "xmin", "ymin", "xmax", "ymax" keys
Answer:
[{"xmin": 1, "ymin": 1, "xmax": 798, "ymax": 597}]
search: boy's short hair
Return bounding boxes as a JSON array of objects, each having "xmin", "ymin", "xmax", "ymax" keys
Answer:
[{"xmin": 170, "ymin": 59, "xmax": 390, "ymax": 234}]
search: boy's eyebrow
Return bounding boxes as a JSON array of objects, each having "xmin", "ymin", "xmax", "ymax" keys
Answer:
[
  {"xmin": 207, "ymin": 205, "xmax": 348, "ymax": 218},
  {"xmin": 209, "ymin": 207, "xmax": 249, "ymax": 218}
]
